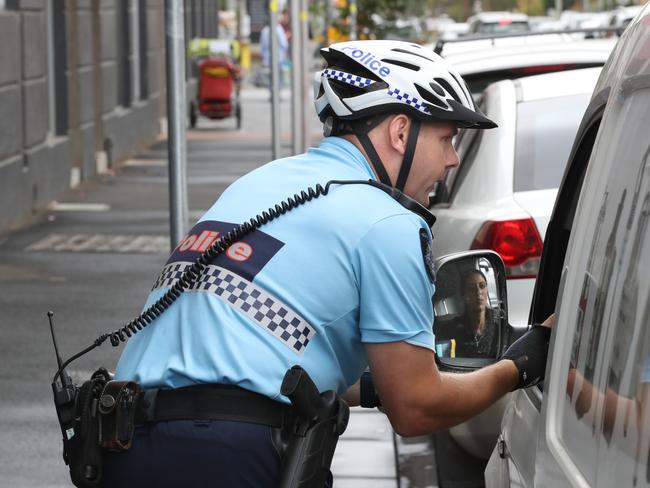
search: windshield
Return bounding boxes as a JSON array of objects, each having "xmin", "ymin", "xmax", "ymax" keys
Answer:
[{"xmin": 514, "ymin": 92, "xmax": 591, "ymax": 192}]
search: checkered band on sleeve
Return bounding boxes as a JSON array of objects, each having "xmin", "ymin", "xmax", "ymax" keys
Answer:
[
  {"xmin": 322, "ymin": 69, "xmax": 376, "ymax": 88},
  {"xmin": 151, "ymin": 262, "xmax": 316, "ymax": 354},
  {"xmin": 387, "ymin": 88, "xmax": 434, "ymax": 115}
]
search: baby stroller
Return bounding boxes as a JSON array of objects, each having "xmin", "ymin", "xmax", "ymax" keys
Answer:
[{"xmin": 189, "ymin": 56, "xmax": 242, "ymax": 129}]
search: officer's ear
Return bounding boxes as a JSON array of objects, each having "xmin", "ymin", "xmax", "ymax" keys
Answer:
[{"xmin": 386, "ymin": 114, "xmax": 410, "ymax": 156}]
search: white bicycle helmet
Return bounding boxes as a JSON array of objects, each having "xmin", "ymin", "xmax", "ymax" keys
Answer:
[
  {"xmin": 314, "ymin": 40, "xmax": 496, "ymax": 190},
  {"xmin": 315, "ymin": 40, "xmax": 495, "ymax": 129}
]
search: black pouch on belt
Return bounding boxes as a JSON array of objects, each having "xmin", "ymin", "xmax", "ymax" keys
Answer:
[
  {"xmin": 98, "ymin": 380, "xmax": 140, "ymax": 451},
  {"xmin": 64, "ymin": 368, "xmax": 111, "ymax": 488}
]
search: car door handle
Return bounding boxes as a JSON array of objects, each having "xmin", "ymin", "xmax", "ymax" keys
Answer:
[{"xmin": 498, "ymin": 435, "xmax": 508, "ymax": 459}]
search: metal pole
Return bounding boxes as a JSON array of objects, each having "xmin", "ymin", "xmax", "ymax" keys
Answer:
[
  {"xmin": 269, "ymin": 0, "xmax": 281, "ymax": 159},
  {"xmin": 300, "ymin": 0, "xmax": 311, "ymax": 151},
  {"xmin": 165, "ymin": 0, "xmax": 189, "ymax": 248},
  {"xmin": 323, "ymin": 0, "xmax": 330, "ymax": 45},
  {"xmin": 290, "ymin": 0, "xmax": 304, "ymax": 155},
  {"xmin": 349, "ymin": 0, "xmax": 357, "ymax": 40}
]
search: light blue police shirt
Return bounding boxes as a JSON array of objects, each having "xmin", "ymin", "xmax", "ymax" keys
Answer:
[{"xmin": 115, "ymin": 137, "xmax": 436, "ymax": 401}]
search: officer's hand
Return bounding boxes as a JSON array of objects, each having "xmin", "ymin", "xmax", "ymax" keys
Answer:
[
  {"xmin": 541, "ymin": 313, "xmax": 555, "ymax": 328},
  {"xmin": 501, "ymin": 318, "xmax": 553, "ymax": 390}
]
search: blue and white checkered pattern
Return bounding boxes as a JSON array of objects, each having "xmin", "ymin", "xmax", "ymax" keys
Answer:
[
  {"xmin": 152, "ymin": 262, "xmax": 316, "ymax": 354},
  {"xmin": 387, "ymin": 88, "xmax": 432, "ymax": 115},
  {"xmin": 322, "ymin": 69, "xmax": 376, "ymax": 88}
]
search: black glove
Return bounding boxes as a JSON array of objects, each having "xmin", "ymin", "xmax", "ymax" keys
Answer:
[{"xmin": 501, "ymin": 324, "xmax": 552, "ymax": 390}]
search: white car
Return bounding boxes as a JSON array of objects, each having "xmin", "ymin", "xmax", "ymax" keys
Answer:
[
  {"xmin": 431, "ymin": 67, "xmax": 603, "ymax": 328},
  {"xmin": 467, "ymin": 12, "xmax": 530, "ymax": 35}
]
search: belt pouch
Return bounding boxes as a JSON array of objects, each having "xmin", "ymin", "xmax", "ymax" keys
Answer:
[
  {"xmin": 67, "ymin": 368, "xmax": 110, "ymax": 488},
  {"xmin": 99, "ymin": 380, "xmax": 140, "ymax": 451}
]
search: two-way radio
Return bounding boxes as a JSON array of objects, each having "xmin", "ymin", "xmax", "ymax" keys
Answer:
[{"xmin": 49, "ymin": 312, "xmax": 77, "ymax": 452}]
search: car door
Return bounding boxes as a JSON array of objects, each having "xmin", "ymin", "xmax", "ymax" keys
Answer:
[
  {"xmin": 485, "ymin": 104, "xmax": 605, "ymax": 488},
  {"xmin": 531, "ymin": 16, "xmax": 650, "ymax": 487}
]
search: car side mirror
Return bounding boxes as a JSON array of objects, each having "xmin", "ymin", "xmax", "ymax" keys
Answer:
[{"xmin": 432, "ymin": 250, "xmax": 508, "ymax": 372}]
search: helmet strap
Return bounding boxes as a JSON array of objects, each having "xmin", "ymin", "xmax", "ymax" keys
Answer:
[
  {"xmin": 395, "ymin": 118, "xmax": 421, "ymax": 192},
  {"xmin": 356, "ymin": 132, "xmax": 392, "ymax": 186},
  {"xmin": 351, "ymin": 115, "xmax": 393, "ymax": 187}
]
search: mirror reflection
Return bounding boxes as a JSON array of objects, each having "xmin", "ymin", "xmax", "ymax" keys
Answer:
[{"xmin": 433, "ymin": 257, "xmax": 502, "ymax": 360}]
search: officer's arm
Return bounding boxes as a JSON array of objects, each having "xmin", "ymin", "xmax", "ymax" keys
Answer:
[{"xmin": 366, "ymin": 341, "xmax": 518, "ymax": 437}]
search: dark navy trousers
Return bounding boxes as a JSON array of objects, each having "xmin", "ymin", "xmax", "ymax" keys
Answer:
[{"xmin": 103, "ymin": 419, "xmax": 282, "ymax": 487}]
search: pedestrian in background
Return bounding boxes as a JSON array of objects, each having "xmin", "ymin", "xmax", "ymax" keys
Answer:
[{"xmin": 259, "ymin": 16, "xmax": 288, "ymax": 90}]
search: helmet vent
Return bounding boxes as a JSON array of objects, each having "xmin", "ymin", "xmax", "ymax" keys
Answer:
[
  {"xmin": 328, "ymin": 78, "xmax": 364, "ymax": 98},
  {"xmin": 381, "ymin": 58, "xmax": 420, "ymax": 71},
  {"xmin": 434, "ymin": 77, "xmax": 461, "ymax": 104},
  {"xmin": 429, "ymin": 82, "xmax": 446, "ymax": 97},
  {"xmin": 390, "ymin": 48, "xmax": 433, "ymax": 62},
  {"xmin": 449, "ymin": 71, "xmax": 471, "ymax": 105},
  {"xmin": 415, "ymin": 84, "xmax": 448, "ymax": 109}
]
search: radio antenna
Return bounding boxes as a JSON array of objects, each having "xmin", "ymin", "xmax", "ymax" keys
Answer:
[{"xmin": 47, "ymin": 311, "xmax": 65, "ymax": 378}]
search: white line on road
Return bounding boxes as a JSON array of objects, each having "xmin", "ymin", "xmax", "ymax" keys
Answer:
[
  {"xmin": 48, "ymin": 202, "xmax": 110, "ymax": 212},
  {"xmin": 27, "ymin": 234, "xmax": 170, "ymax": 253}
]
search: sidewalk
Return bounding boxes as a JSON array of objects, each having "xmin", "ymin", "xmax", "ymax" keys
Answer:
[
  {"xmin": 0, "ymin": 85, "xmax": 399, "ymax": 487},
  {"xmin": 332, "ymin": 408, "xmax": 398, "ymax": 487}
]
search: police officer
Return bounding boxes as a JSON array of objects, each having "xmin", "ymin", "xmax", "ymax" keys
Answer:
[{"xmin": 104, "ymin": 40, "xmax": 552, "ymax": 487}]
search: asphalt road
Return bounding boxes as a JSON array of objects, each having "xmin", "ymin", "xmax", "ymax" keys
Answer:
[{"xmin": 0, "ymin": 88, "xmax": 323, "ymax": 487}]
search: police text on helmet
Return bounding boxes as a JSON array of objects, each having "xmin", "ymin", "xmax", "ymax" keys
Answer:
[{"xmin": 339, "ymin": 46, "xmax": 391, "ymax": 77}]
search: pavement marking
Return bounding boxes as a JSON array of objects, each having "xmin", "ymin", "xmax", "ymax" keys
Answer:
[
  {"xmin": 48, "ymin": 202, "xmax": 111, "ymax": 212},
  {"xmin": 27, "ymin": 233, "xmax": 170, "ymax": 253}
]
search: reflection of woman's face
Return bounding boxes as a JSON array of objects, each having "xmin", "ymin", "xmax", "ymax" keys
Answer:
[{"xmin": 464, "ymin": 273, "xmax": 488, "ymax": 313}]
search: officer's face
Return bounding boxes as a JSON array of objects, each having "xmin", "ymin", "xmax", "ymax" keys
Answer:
[{"xmin": 404, "ymin": 122, "xmax": 459, "ymax": 206}]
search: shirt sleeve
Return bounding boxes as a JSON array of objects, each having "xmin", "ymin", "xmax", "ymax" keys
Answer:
[{"xmin": 354, "ymin": 214, "xmax": 435, "ymax": 350}]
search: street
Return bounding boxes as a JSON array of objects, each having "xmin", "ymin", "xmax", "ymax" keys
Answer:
[{"xmin": 0, "ymin": 86, "xmax": 403, "ymax": 487}]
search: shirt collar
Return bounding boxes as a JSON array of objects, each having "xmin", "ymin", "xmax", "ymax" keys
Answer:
[{"xmin": 318, "ymin": 136, "xmax": 377, "ymax": 181}]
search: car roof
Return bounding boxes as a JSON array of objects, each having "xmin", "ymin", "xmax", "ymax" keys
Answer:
[
  {"xmin": 609, "ymin": 5, "xmax": 644, "ymax": 24},
  {"xmin": 468, "ymin": 11, "xmax": 529, "ymax": 23},
  {"xmin": 444, "ymin": 38, "xmax": 617, "ymax": 74},
  {"xmin": 512, "ymin": 66, "xmax": 603, "ymax": 102}
]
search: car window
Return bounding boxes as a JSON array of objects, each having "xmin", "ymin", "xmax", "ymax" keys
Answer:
[
  {"xmin": 463, "ymin": 64, "xmax": 603, "ymax": 102},
  {"xmin": 514, "ymin": 92, "xmax": 591, "ymax": 192},
  {"xmin": 594, "ymin": 144, "xmax": 650, "ymax": 486},
  {"xmin": 557, "ymin": 85, "xmax": 650, "ymax": 485}
]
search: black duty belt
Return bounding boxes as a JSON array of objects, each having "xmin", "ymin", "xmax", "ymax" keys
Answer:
[{"xmin": 135, "ymin": 384, "xmax": 292, "ymax": 428}]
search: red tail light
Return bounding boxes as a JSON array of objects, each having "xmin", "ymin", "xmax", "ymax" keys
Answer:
[
  {"xmin": 511, "ymin": 64, "xmax": 577, "ymax": 75},
  {"xmin": 471, "ymin": 218, "xmax": 543, "ymax": 279}
]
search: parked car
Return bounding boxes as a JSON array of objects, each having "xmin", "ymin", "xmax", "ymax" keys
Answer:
[
  {"xmin": 481, "ymin": 3, "xmax": 650, "ymax": 486},
  {"xmin": 412, "ymin": 67, "xmax": 602, "ymax": 488},
  {"xmin": 412, "ymin": 34, "xmax": 616, "ymax": 488},
  {"xmin": 467, "ymin": 12, "xmax": 530, "ymax": 35},
  {"xmin": 431, "ymin": 67, "xmax": 603, "ymax": 329},
  {"xmin": 607, "ymin": 5, "xmax": 645, "ymax": 33}
]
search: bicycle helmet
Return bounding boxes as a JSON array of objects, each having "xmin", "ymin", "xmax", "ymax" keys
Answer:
[{"xmin": 314, "ymin": 40, "xmax": 497, "ymax": 191}]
